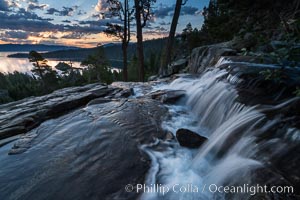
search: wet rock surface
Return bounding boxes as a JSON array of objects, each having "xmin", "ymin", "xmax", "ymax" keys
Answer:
[
  {"xmin": 0, "ymin": 83, "xmax": 116, "ymax": 140},
  {"xmin": 0, "ymin": 88, "xmax": 169, "ymax": 200},
  {"xmin": 176, "ymin": 129, "xmax": 207, "ymax": 148}
]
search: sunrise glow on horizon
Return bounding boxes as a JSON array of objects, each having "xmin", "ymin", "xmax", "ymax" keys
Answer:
[{"xmin": 0, "ymin": 0, "xmax": 209, "ymax": 48}]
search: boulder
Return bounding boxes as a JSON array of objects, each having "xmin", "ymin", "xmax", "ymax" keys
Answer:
[
  {"xmin": 168, "ymin": 58, "xmax": 188, "ymax": 74},
  {"xmin": 176, "ymin": 129, "xmax": 207, "ymax": 148}
]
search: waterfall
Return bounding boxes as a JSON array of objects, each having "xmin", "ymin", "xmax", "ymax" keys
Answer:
[{"xmin": 141, "ymin": 65, "xmax": 298, "ymax": 199}]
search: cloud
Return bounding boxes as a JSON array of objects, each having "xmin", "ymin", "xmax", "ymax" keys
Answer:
[
  {"xmin": 143, "ymin": 30, "xmax": 168, "ymax": 36},
  {"xmin": 91, "ymin": 13, "xmax": 102, "ymax": 19},
  {"xmin": 28, "ymin": 0, "xmax": 39, "ymax": 3},
  {"xmin": 62, "ymin": 20, "xmax": 71, "ymax": 23},
  {"xmin": 0, "ymin": 14, "xmax": 60, "ymax": 32},
  {"xmin": 61, "ymin": 32, "xmax": 85, "ymax": 39},
  {"xmin": 0, "ymin": 10, "xmax": 109, "ymax": 34},
  {"xmin": 0, "ymin": 0, "xmax": 10, "ymax": 11},
  {"xmin": 154, "ymin": 26, "xmax": 167, "ymax": 32},
  {"xmin": 159, "ymin": 21, "xmax": 171, "ymax": 26},
  {"xmin": 28, "ymin": 3, "xmax": 47, "ymax": 11},
  {"xmin": 46, "ymin": 6, "xmax": 75, "ymax": 16},
  {"xmin": 77, "ymin": 10, "xmax": 86, "ymax": 15},
  {"xmin": 181, "ymin": 6, "xmax": 199, "ymax": 15},
  {"xmin": 154, "ymin": 5, "xmax": 174, "ymax": 19},
  {"xmin": 17, "ymin": 8, "xmax": 53, "ymax": 21},
  {"xmin": 59, "ymin": 7, "xmax": 74, "ymax": 16},
  {"xmin": 95, "ymin": 0, "xmax": 110, "ymax": 12},
  {"xmin": 154, "ymin": 4, "xmax": 199, "ymax": 19},
  {"xmin": 46, "ymin": 7, "xmax": 59, "ymax": 15},
  {"xmin": 38, "ymin": 33, "xmax": 59, "ymax": 39},
  {"xmin": 78, "ymin": 19, "xmax": 121, "ymax": 27},
  {"xmin": 0, "ymin": 30, "xmax": 29, "ymax": 39}
]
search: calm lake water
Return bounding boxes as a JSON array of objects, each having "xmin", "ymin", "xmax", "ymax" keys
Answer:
[{"xmin": 0, "ymin": 52, "xmax": 82, "ymax": 73}]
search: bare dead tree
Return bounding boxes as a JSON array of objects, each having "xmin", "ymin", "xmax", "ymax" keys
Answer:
[{"xmin": 104, "ymin": 0, "xmax": 134, "ymax": 81}]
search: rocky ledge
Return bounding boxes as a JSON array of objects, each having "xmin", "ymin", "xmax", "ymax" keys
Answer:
[
  {"xmin": 0, "ymin": 81, "xmax": 178, "ymax": 200},
  {"xmin": 0, "ymin": 83, "xmax": 120, "ymax": 140}
]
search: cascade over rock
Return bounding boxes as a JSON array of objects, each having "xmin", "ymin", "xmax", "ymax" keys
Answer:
[
  {"xmin": 188, "ymin": 44, "xmax": 236, "ymax": 74},
  {"xmin": 1, "ymin": 40, "xmax": 300, "ymax": 200}
]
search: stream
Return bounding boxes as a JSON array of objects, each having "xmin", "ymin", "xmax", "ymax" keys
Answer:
[{"xmin": 0, "ymin": 65, "xmax": 299, "ymax": 199}]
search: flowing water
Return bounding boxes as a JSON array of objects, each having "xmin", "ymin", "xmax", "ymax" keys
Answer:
[
  {"xmin": 140, "ymin": 68, "xmax": 299, "ymax": 200},
  {"xmin": 0, "ymin": 61, "xmax": 298, "ymax": 199}
]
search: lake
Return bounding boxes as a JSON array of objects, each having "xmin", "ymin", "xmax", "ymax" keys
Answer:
[{"xmin": 0, "ymin": 52, "xmax": 82, "ymax": 74}]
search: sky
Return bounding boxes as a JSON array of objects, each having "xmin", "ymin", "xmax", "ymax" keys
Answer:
[{"xmin": 0, "ymin": 0, "xmax": 209, "ymax": 48}]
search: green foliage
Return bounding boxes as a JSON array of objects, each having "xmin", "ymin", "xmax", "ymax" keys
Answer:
[
  {"xmin": 127, "ymin": 51, "xmax": 161, "ymax": 82},
  {"xmin": 0, "ymin": 49, "xmax": 124, "ymax": 104},
  {"xmin": 0, "ymin": 45, "xmax": 163, "ymax": 104},
  {"xmin": 104, "ymin": 23, "xmax": 124, "ymax": 39},
  {"xmin": 201, "ymin": 0, "xmax": 238, "ymax": 43},
  {"xmin": 145, "ymin": 51, "xmax": 160, "ymax": 76},
  {"xmin": 81, "ymin": 47, "xmax": 114, "ymax": 84},
  {"xmin": 259, "ymin": 69, "xmax": 284, "ymax": 83},
  {"xmin": 268, "ymin": 36, "xmax": 300, "ymax": 67},
  {"xmin": 294, "ymin": 87, "xmax": 300, "ymax": 97},
  {"xmin": 29, "ymin": 51, "xmax": 52, "ymax": 79},
  {"xmin": 0, "ymin": 72, "xmax": 42, "ymax": 103},
  {"xmin": 128, "ymin": 55, "xmax": 139, "ymax": 81},
  {"xmin": 186, "ymin": 0, "xmax": 300, "ymax": 48},
  {"xmin": 55, "ymin": 62, "xmax": 72, "ymax": 72},
  {"xmin": 180, "ymin": 24, "xmax": 203, "ymax": 53}
]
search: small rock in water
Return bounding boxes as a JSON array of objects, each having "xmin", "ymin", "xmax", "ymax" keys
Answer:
[{"xmin": 176, "ymin": 128, "xmax": 207, "ymax": 148}]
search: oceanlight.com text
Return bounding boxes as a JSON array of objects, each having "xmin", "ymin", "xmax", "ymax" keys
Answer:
[{"xmin": 125, "ymin": 183, "xmax": 294, "ymax": 196}]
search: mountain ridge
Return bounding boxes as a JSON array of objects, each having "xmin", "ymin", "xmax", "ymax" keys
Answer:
[{"xmin": 0, "ymin": 44, "xmax": 81, "ymax": 52}]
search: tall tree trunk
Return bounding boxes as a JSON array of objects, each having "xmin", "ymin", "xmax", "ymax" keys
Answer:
[
  {"xmin": 36, "ymin": 61, "xmax": 44, "ymax": 81},
  {"xmin": 122, "ymin": 43, "xmax": 128, "ymax": 81},
  {"xmin": 122, "ymin": 0, "xmax": 128, "ymax": 81},
  {"xmin": 134, "ymin": 0, "xmax": 145, "ymax": 82},
  {"xmin": 160, "ymin": 0, "xmax": 183, "ymax": 76}
]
